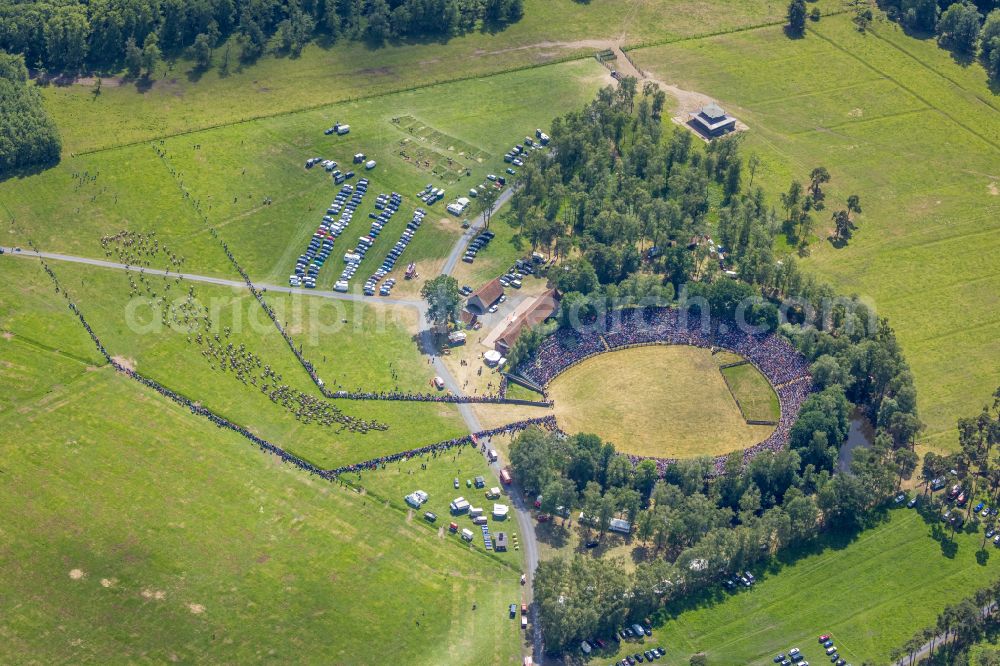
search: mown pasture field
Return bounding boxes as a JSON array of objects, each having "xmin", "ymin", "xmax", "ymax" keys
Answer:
[
  {"xmin": 1, "ymin": 258, "xmax": 466, "ymax": 469},
  {"xmin": 631, "ymin": 15, "xmax": 1000, "ymax": 452},
  {"xmin": 721, "ymin": 362, "xmax": 781, "ymax": 423},
  {"xmin": 0, "ymin": 336, "xmax": 523, "ymax": 665},
  {"xmin": 36, "ymin": 0, "xmax": 807, "ymax": 155},
  {"xmin": 623, "ymin": 507, "xmax": 1000, "ymax": 665},
  {"xmin": 4, "ymin": 58, "xmax": 606, "ymax": 292}
]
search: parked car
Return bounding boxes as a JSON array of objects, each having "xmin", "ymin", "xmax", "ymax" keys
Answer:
[
  {"xmin": 907, "ymin": 496, "xmax": 919, "ymax": 508},
  {"xmin": 894, "ymin": 493, "xmax": 906, "ymax": 504}
]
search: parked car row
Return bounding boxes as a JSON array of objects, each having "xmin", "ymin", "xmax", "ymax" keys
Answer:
[
  {"xmin": 773, "ymin": 634, "xmax": 850, "ymax": 666},
  {"xmin": 363, "ymin": 207, "xmax": 425, "ymax": 296},
  {"xmin": 502, "ymin": 140, "xmax": 531, "ymax": 167},
  {"xmin": 723, "ymin": 570, "xmax": 756, "ymax": 589},
  {"xmin": 610, "ymin": 646, "xmax": 664, "ymax": 665},
  {"xmin": 418, "ymin": 183, "xmax": 445, "ymax": 205},
  {"xmin": 462, "ymin": 230, "xmax": 495, "ymax": 264},
  {"xmin": 290, "ymin": 180, "xmax": 367, "ymax": 288},
  {"xmin": 341, "ymin": 191, "xmax": 400, "ymax": 287}
]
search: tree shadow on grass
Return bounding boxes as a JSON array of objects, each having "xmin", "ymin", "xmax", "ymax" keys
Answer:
[
  {"xmin": 186, "ymin": 65, "xmax": 209, "ymax": 84},
  {"xmin": 534, "ymin": 521, "xmax": 570, "ymax": 549},
  {"xmin": 134, "ymin": 75, "xmax": 155, "ymax": 94},
  {"xmin": 0, "ymin": 157, "xmax": 61, "ymax": 184}
]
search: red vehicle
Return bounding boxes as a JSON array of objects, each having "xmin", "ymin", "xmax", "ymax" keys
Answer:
[
  {"xmin": 537, "ymin": 513, "xmax": 550, "ymax": 523},
  {"xmin": 449, "ymin": 522, "xmax": 458, "ymax": 533},
  {"xmin": 533, "ymin": 496, "xmax": 542, "ymax": 509},
  {"xmin": 818, "ymin": 634, "xmax": 830, "ymax": 643},
  {"xmin": 499, "ymin": 468, "xmax": 512, "ymax": 485}
]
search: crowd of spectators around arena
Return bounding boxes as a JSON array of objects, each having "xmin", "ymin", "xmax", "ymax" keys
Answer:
[{"xmin": 514, "ymin": 306, "xmax": 813, "ymax": 475}]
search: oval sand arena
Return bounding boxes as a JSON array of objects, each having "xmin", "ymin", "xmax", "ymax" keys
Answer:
[{"xmin": 547, "ymin": 346, "xmax": 777, "ymax": 459}]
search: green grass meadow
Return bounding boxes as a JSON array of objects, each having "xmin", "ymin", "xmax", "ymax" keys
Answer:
[
  {"xmin": 721, "ymin": 362, "xmax": 781, "ymax": 423},
  {"xmin": 1, "ymin": 257, "xmax": 467, "ymax": 469},
  {"xmin": 0, "ymin": 343, "xmax": 522, "ymax": 665},
  {"xmin": 631, "ymin": 15, "xmax": 1000, "ymax": 452},
  {"xmin": 610, "ymin": 508, "xmax": 1000, "ymax": 665},
  {"xmin": 38, "ymin": 0, "xmax": 800, "ymax": 155}
]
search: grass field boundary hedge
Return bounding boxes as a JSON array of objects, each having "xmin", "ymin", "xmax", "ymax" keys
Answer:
[
  {"xmin": 72, "ymin": 53, "xmax": 592, "ymax": 158},
  {"xmin": 620, "ymin": 7, "xmax": 849, "ymax": 54}
]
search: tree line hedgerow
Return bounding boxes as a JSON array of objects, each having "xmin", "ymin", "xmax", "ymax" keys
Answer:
[
  {"xmin": 0, "ymin": 0, "xmax": 525, "ymax": 74},
  {"xmin": 0, "ymin": 51, "xmax": 61, "ymax": 178}
]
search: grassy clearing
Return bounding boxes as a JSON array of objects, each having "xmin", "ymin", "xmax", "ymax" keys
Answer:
[
  {"xmin": 351, "ymin": 452, "xmax": 525, "ymax": 568},
  {"xmin": 1, "ymin": 257, "xmax": 466, "ymax": 469},
  {"xmin": 621, "ymin": 508, "xmax": 1000, "ymax": 665},
  {"xmin": 0, "ymin": 348, "xmax": 522, "ymax": 664},
  {"xmin": 504, "ymin": 382, "xmax": 546, "ymax": 402},
  {"xmin": 631, "ymin": 15, "xmax": 1000, "ymax": 452},
  {"xmin": 547, "ymin": 345, "xmax": 774, "ymax": 458},
  {"xmin": 266, "ymin": 294, "xmax": 431, "ymax": 393},
  {"xmin": 721, "ymin": 362, "xmax": 781, "ymax": 423},
  {"xmin": 39, "ymin": 0, "xmax": 798, "ymax": 154}
]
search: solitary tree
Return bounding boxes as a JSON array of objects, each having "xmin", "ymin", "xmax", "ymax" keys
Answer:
[
  {"xmin": 420, "ymin": 274, "xmax": 461, "ymax": 331},
  {"xmin": 124, "ymin": 36, "xmax": 142, "ymax": 77},
  {"xmin": 787, "ymin": 0, "xmax": 808, "ymax": 36},
  {"xmin": 141, "ymin": 33, "xmax": 161, "ymax": 77},
  {"xmin": 832, "ymin": 209, "xmax": 853, "ymax": 242},
  {"xmin": 476, "ymin": 184, "xmax": 500, "ymax": 230},
  {"xmin": 192, "ymin": 33, "xmax": 212, "ymax": 69},
  {"xmin": 808, "ymin": 166, "xmax": 831, "ymax": 202}
]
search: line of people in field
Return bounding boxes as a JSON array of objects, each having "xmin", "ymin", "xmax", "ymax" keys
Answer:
[{"xmin": 329, "ymin": 416, "xmax": 559, "ymax": 476}]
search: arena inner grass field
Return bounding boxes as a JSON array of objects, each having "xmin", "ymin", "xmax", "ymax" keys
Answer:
[{"xmin": 547, "ymin": 346, "xmax": 776, "ymax": 459}]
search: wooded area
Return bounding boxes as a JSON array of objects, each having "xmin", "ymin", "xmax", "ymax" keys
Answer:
[
  {"xmin": 0, "ymin": 0, "xmax": 525, "ymax": 73},
  {"xmin": 0, "ymin": 51, "xmax": 61, "ymax": 178}
]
